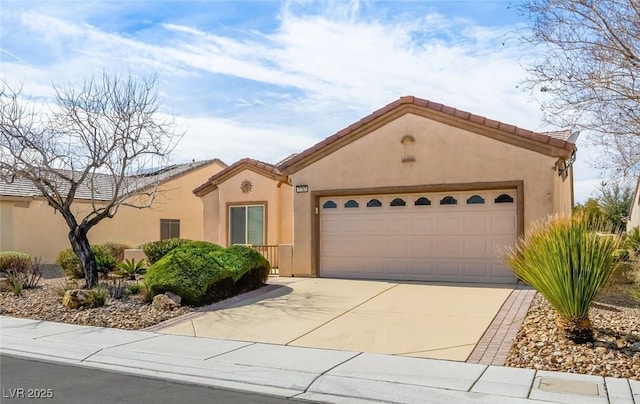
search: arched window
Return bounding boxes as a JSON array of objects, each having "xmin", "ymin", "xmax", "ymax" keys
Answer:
[
  {"xmin": 344, "ymin": 199, "xmax": 359, "ymax": 208},
  {"xmin": 415, "ymin": 197, "xmax": 431, "ymax": 206},
  {"xmin": 466, "ymin": 195, "xmax": 485, "ymax": 204},
  {"xmin": 495, "ymin": 194, "xmax": 514, "ymax": 204},
  {"xmin": 322, "ymin": 200, "xmax": 337, "ymax": 209},
  {"xmin": 367, "ymin": 199, "xmax": 382, "ymax": 207},
  {"xmin": 440, "ymin": 196, "xmax": 457, "ymax": 205},
  {"xmin": 390, "ymin": 198, "xmax": 406, "ymax": 207}
]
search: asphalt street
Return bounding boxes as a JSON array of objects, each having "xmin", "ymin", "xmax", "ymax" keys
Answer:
[{"xmin": 0, "ymin": 355, "xmax": 311, "ymax": 404}]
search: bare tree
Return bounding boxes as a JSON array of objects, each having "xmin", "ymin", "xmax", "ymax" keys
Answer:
[
  {"xmin": 0, "ymin": 72, "xmax": 180, "ymax": 288},
  {"xmin": 519, "ymin": 0, "xmax": 640, "ymax": 175}
]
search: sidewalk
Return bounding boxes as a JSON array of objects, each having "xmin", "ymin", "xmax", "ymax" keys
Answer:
[{"xmin": 1, "ymin": 315, "xmax": 638, "ymax": 403}]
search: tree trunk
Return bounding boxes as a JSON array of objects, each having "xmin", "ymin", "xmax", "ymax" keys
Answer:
[
  {"xmin": 69, "ymin": 230, "xmax": 98, "ymax": 288},
  {"xmin": 556, "ymin": 316, "xmax": 594, "ymax": 343}
]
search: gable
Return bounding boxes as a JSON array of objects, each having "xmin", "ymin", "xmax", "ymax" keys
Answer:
[
  {"xmin": 194, "ymin": 158, "xmax": 286, "ymax": 197},
  {"xmin": 289, "ymin": 113, "xmax": 562, "ymax": 192},
  {"xmin": 280, "ymin": 96, "xmax": 575, "ymax": 175}
]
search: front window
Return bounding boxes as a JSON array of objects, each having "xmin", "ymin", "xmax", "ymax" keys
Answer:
[
  {"xmin": 160, "ymin": 219, "xmax": 180, "ymax": 240},
  {"xmin": 230, "ymin": 205, "xmax": 265, "ymax": 245}
]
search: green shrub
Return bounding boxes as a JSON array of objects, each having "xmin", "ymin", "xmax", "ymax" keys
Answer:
[
  {"xmin": 144, "ymin": 242, "xmax": 269, "ymax": 306},
  {"xmin": 0, "ymin": 251, "xmax": 31, "ymax": 273},
  {"xmin": 626, "ymin": 226, "xmax": 640, "ymax": 253},
  {"xmin": 56, "ymin": 244, "xmax": 118, "ymax": 279},
  {"xmin": 613, "ymin": 248, "xmax": 631, "ymax": 262},
  {"xmin": 86, "ymin": 286, "xmax": 108, "ymax": 308},
  {"xmin": 126, "ymin": 284, "xmax": 141, "ymax": 295},
  {"xmin": 142, "ymin": 238, "xmax": 192, "ymax": 264},
  {"xmin": 504, "ymin": 214, "xmax": 621, "ymax": 343},
  {"xmin": 56, "ymin": 249, "xmax": 83, "ymax": 278},
  {"xmin": 95, "ymin": 253, "xmax": 116, "ymax": 276},
  {"xmin": 101, "ymin": 241, "xmax": 133, "ymax": 262}
]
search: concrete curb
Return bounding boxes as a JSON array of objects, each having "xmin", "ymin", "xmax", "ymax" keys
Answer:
[{"xmin": 2, "ymin": 316, "xmax": 638, "ymax": 404}]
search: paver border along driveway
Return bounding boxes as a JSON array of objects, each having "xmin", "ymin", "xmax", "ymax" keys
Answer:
[{"xmin": 157, "ymin": 278, "xmax": 513, "ymax": 361}]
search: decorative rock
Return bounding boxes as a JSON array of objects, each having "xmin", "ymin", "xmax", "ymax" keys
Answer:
[
  {"xmin": 164, "ymin": 291, "xmax": 182, "ymax": 305},
  {"xmin": 62, "ymin": 289, "xmax": 92, "ymax": 309},
  {"xmin": 152, "ymin": 294, "xmax": 180, "ymax": 310},
  {"xmin": 0, "ymin": 277, "xmax": 11, "ymax": 291}
]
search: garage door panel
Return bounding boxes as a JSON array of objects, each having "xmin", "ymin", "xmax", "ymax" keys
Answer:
[
  {"xmin": 409, "ymin": 237, "xmax": 435, "ymax": 255},
  {"xmin": 319, "ymin": 190, "xmax": 518, "ymax": 284},
  {"xmin": 409, "ymin": 217, "xmax": 435, "ymax": 233},
  {"xmin": 491, "ymin": 215, "xmax": 518, "ymax": 233}
]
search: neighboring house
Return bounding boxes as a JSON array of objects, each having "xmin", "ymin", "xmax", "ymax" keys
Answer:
[
  {"xmin": 197, "ymin": 96, "xmax": 578, "ymax": 284},
  {"xmin": 627, "ymin": 178, "xmax": 640, "ymax": 231},
  {"xmin": 0, "ymin": 159, "xmax": 227, "ymax": 263}
]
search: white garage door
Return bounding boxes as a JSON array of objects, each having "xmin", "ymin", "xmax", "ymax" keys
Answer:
[{"xmin": 319, "ymin": 190, "xmax": 518, "ymax": 283}]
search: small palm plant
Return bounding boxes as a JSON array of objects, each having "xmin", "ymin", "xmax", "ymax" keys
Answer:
[
  {"xmin": 504, "ymin": 214, "xmax": 621, "ymax": 343},
  {"xmin": 116, "ymin": 258, "xmax": 147, "ymax": 280}
]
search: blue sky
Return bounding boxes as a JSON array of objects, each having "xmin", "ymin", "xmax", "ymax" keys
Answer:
[{"xmin": 0, "ymin": 0, "xmax": 603, "ymax": 202}]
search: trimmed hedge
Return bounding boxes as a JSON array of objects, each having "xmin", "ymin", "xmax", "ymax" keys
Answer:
[
  {"xmin": 142, "ymin": 238, "xmax": 192, "ymax": 264},
  {"xmin": 144, "ymin": 242, "xmax": 270, "ymax": 306},
  {"xmin": 0, "ymin": 251, "xmax": 31, "ymax": 273}
]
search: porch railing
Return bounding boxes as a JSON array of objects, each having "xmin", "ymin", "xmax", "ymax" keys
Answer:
[{"xmin": 250, "ymin": 245, "xmax": 279, "ymax": 275}]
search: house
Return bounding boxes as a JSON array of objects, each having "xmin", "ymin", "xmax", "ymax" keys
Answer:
[
  {"xmin": 627, "ymin": 178, "xmax": 640, "ymax": 231},
  {"xmin": 0, "ymin": 159, "xmax": 227, "ymax": 263},
  {"xmin": 196, "ymin": 96, "xmax": 577, "ymax": 284}
]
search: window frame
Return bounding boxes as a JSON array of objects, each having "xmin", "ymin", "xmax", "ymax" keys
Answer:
[
  {"xmin": 227, "ymin": 202, "xmax": 267, "ymax": 246},
  {"xmin": 160, "ymin": 219, "xmax": 180, "ymax": 240}
]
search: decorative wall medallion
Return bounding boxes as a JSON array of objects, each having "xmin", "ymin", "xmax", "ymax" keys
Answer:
[{"xmin": 240, "ymin": 179, "xmax": 253, "ymax": 194}]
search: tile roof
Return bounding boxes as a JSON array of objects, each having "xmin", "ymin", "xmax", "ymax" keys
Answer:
[
  {"xmin": 193, "ymin": 158, "xmax": 286, "ymax": 196},
  {"xmin": 0, "ymin": 159, "xmax": 225, "ymax": 201},
  {"xmin": 279, "ymin": 96, "xmax": 577, "ymax": 173}
]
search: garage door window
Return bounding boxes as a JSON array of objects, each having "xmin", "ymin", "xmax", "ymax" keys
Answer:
[
  {"xmin": 467, "ymin": 195, "xmax": 485, "ymax": 204},
  {"xmin": 230, "ymin": 205, "xmax": 264, "ymax": 245},
  {"xmin": 495, "ymin": 194, "xmax": 514, "ymax": 203},
  {"xmin": 440, "ymin": 196, "xmax": 457, "ymax": 205},
  {"xmin": 322, "ymin": 200, "xmax": 337, "ymax": 209},
  {"xmin": 345, "ymin": 200, "xmax": 359, "ymax": 208},
  {"xmin": 415, "ymin": 197, "xmax": 431, "ymax": 206},
  {"xmin": 367, "ymin": 199, "xmax": 382, "ymax": 207},
  {"xmin": 390, "ymin": 198, "xmax": 406, "ymax": 207}
]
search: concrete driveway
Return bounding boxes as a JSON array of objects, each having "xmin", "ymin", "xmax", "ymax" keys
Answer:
[{"xmin": 158, "ymin": 278, "xmax": 513, "ymax": 361}]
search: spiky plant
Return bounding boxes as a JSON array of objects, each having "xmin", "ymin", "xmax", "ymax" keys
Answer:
[{"xmin": 504, "ymin": 214, "xmax": 621, "ymax": 343}]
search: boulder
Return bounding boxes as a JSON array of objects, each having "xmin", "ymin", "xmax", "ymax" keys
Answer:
[
  {"xmin": 0, "ymin": 277, "xmax": 10, "ymax": 291},
  {"xmin": 152, "ymin": 294, "xmax": 180, "ymax": 310},
  {"xmin": 164, "ymin": 291, "xmax": 182, "ymax": 305},
  {"xmin": 62, "ymin": 289, "xmax": 92, "ymax": 309}
]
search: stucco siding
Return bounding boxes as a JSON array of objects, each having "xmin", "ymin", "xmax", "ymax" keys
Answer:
[
  {"xmin": 288, "ymin": 113, "xmax": 570, "ymax": 276},
  {"xmin": 0, "ymin": 161, "xmax": 224, "ymax": 263},
  {"xmin": 201, "ymin": 169, "xmax": 293, "ymax": 247},
  {"xmin": 628, "ymin": 179, "xmax": 640, "ymax": 231}
]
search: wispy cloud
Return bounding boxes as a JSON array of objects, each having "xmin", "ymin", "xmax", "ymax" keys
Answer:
[{"xmin": 0, "ymin": 0, "xmax": 603, "ymax": 201}]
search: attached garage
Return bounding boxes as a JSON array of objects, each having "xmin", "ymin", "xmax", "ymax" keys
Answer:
[
  {"xmin": 318, "ymin": 189, "xmax": 519, "ymax": 283},
  {"xmin": 275, "ymin": 96, "xmax": 576, "ymax": 283}
]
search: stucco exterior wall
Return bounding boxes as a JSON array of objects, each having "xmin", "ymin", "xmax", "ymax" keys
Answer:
[
  {"xmin": 200, "ymin": 169, "xmax": 293, "ymax": 247},
  {"xmin": 288, "ymin": 113, "xmax": 573, "ymax": 276},
  {"xmin": 0, "ymin": 161, "xmax": 225, "ymax": 263},
  {"xmin": 627, "ymin": 180, "xmax": 640, "ymax": 231}
]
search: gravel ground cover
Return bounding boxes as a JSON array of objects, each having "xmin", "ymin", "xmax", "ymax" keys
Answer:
[
  {"xmin": 0, "ymin": 277, "xmax": 193, "ymax": 330},
  {"xmin": 505, "ymin": 282, "xmax": 640, "ymax": 380}
]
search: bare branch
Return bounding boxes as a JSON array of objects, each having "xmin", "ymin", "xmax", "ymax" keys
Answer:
[
  {"xmin": 520, "ymin": 0, "xmax": 640, "ymax": 177},
  {"xmin": 0, "ymin": 71, "xmax": 181, "ymax": 287}
]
